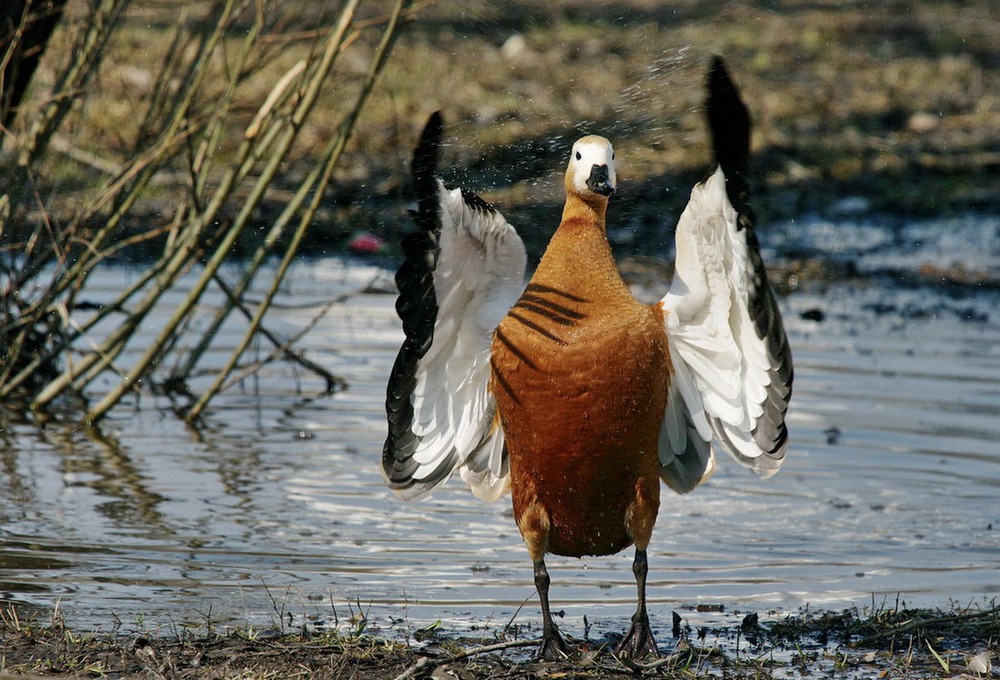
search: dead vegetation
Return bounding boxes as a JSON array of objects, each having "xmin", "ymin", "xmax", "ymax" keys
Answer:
[
  {"xmin": 0, "ymin": 599, "xmax": 997, "ymax": 678},
  {"xmin": 0, "ymin": 1, "xmax": 414, "ymax": 425}
]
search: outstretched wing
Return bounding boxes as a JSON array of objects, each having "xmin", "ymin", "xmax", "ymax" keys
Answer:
[
  {"xmin": 383, "ymin": 112, "xmax": 527, "ymax": 502},
  {"xmin": 657, "ymin": 57, "xmax": 793, "ymax": 493}
]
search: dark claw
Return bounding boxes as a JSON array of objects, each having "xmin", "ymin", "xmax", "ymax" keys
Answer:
[
  {"xmin": 537, "ymin": 625, "xmax": 572, "ymax": 661},
  {"xmin": 614, "ymin": 611, "xmax": 659, "ymax": 660}
]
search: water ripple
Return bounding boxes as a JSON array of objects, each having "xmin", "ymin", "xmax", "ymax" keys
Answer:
[{"xmin": 1, "ymin": 258, "xmax": 998, "ymax": 634}]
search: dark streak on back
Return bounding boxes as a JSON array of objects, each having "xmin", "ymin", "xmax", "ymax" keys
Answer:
[
  {"xmin": 524, "ymin": 282, "xmax": 589, "ymax": 303},
  {"xmin": 494, "ymin": 327, "xmax": 539, "ymax": 370},
  {"xmin": 508, "ymin": 311, "xmax": 566, "ymax": 345}
]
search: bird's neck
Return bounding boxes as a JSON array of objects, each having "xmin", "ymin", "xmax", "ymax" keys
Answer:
[
  {"xmin": 533, "ymin": 193, "xmax": 630, "ymax": 300},
  {"xmin": 560, "ymin": 189, "xmax": 608, "ymax": 225}
]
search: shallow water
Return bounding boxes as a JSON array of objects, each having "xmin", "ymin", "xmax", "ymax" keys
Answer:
[{"xmin": 1, "ymin": 239, "xmax": 999, "ymax": 639}]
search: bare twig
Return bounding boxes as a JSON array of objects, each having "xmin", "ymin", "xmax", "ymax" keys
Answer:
[
  {"xmin": 207, "ymin": 272, "xmax": 348, "ymax": 394},
  {"xmin": 3, "ymin": 0, "xmax": 413, "ymax": 430},
  {"xmin": 184, "ymin": 0, "xmax": 410, "ymax": 420},
  {"xmin": 391, "ymin": 638, "xmax": 539, "ymax": 680},
  {"xmin": 83, "ymin": 0, "xmax": 368, "ymax": 424}
]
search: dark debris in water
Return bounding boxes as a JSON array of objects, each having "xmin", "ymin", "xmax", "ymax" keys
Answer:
[
  {"xmin": 824, "ymin": 426, "xmax": 842, "ymax": 445},
  {"xmin": 800, "ymin": 307, "xmax": 826, "ymax": 322}
]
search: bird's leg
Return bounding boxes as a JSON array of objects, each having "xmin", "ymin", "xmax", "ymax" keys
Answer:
[
  {"xmin": 533, "ymin": 558, "xmax": 570, "ymax": 660},
  {"xmin": 615, "ymin": 548, "xmax": 659, "ymax": 659}
]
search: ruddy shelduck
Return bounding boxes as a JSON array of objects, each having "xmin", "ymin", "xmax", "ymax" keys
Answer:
[{"xmin": 383, "ymin": 57, "xmax": 793, "ymax": 660}]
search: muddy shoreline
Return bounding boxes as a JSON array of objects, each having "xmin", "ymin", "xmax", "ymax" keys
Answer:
[{"xmin": 1, "ymin": 601, "xmax": 997, "ymax": 678}]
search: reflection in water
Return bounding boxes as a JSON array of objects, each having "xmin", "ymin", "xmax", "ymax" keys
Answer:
[
  {"xmin": 0, "ymin": 258, "xmax": 998, "ymax": 636},
  {"xmin": 82, "ymin": 427, "xmax": 168, "ymax": 530}
]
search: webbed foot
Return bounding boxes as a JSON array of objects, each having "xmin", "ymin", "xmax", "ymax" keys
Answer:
[
  {"xmin": 537, "ymin": 624, "xmax": 572, "ymax": 661},
  {"xmin": 614, "ymin": 611, "xmax": 659, "ymax": 660}
]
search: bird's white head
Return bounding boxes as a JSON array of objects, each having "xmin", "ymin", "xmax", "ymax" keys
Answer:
[{"xmin": 566, "ymin": 135, "xmax": 616, "ymax": 200}]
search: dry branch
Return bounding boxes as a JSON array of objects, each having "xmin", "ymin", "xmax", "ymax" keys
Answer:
[{"xmin": 1, "ymin": 0, "xmax": 415, "ymax": 426}]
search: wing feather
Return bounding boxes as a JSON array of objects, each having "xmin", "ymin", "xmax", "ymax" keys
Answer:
[
  {"xmin": 383, "ymin": 113, "xmax": 526, "ymax": 501},
  {"xmin": 657, "ymin": 57, "xmax": 792, "ymax": 491},
  {"xmin": 660, "ymin": 165, "xmax": 792, "ymax": 480},
  {"xmin": 658, "ymin": 346, "xmax": 717, "ymax": 494}
]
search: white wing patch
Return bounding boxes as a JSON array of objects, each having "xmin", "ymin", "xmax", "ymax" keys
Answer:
[
  {"xmin": 404, "ymin": 182, "xmax": 526, "ymax": 500},
  {"xmin": 659, "ymin": 166, "xmax": 789, "ymax": 489}
]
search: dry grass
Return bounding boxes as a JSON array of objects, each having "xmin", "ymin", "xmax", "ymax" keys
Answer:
[
  {"xmin": 362, "ymin": 1, "xmax": 996, "ymax": 220},
  {"xmin": 14, "ymin": 0, "xmax": 999, "ymax": 246}
]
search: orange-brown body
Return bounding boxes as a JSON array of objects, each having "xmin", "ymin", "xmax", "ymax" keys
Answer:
[
  {"xmin": 490, "ymin": 190, "xmax": 671, "ymax": 562},
  {"xmin": 387, "ymin": 78, "xmax": 790, "ymax": 659}
]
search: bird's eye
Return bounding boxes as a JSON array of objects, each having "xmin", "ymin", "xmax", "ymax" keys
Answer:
[{"xmin": 575, "ymin": 151, "xmax": 581, "ymax": 161}]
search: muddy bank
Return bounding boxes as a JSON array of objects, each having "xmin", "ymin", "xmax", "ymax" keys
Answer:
[{"xmin": 1, "ymin": 602, "xmax": 997, "ymax": 679}]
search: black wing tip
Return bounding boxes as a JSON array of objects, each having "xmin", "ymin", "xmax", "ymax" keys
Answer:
[
  {"xmin": 706, "ymin": 58, "xmax": 795, "ymax": 459},
  {"xmin": 386, "ymin": 113, "xmax": 446, "ymax": 461},
  {"xmin": 417, "ymin": 111, "xmax": 444, "ymax": 158},
  {"xmin": 707, "ymin": 55, "xmax": 734, "ymax": 104},
  {"xmin": 381, "ymin": 434, "xmax": 456, "ymax": 500},
  {"xmin": 459, "ymin": 187, "xmax": 496, "ymax": 214},
  {"xmin": 705, "ymin": 56, "xmax": 751, "ymax": 146},
  {"xmin": 415, "ymin": 111, "xmax": 496, "ymax": 216},
  {"xmin": 426, "ymin": 109, "xmax": 444, "ymax": 131},
  {"xmin": 413, "ymin": 111, "xmax": 444, "ymax": 208},
  {"xmin": 705, "ymin": 55, "xmax": 751, "ymax": 185}
]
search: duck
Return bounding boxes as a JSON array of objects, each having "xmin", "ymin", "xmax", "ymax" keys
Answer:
[{"xmin": 383, "ymin": 56, "xmax": 793, "ymax": 661}]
